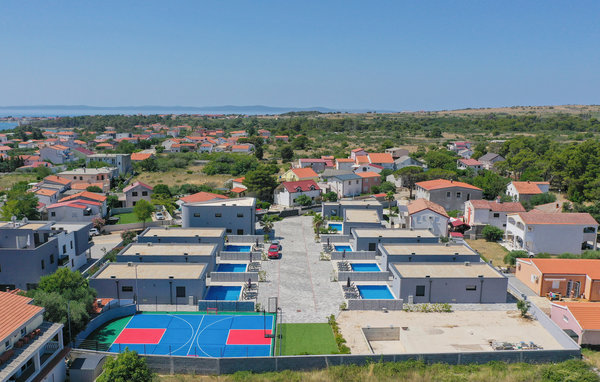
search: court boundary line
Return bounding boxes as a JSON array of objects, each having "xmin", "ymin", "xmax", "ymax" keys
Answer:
[
  {"xmin": 109, "ymin": 315, "xmax": 134, "ymax": 351},
  {"xmin": 195, "ymin": 316, "xmax": 234, "ymax": 358},
  {"xmin": 167, "ymin": 314, "xmax": 196, "ymax": 355},
  {"xmin": 186, "ymin": 314, "xmax": 205, "ymax": 356}
]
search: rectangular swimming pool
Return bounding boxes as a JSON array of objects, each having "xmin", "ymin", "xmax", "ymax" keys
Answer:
[
  {"xmin": 224, "ymin": 245, "xmax": 251, "ymax": 252},
  {"xmin": 328, "ymin": 223, "xmax": 343, "ymax": 232},
  {"xmin": 205, "ymin": 286, "xmax": 241, "ymax": 300},
  {"xmin": 334, "ymin": 245, "xmax": 353, "ymax": 252},
  {"xmin": 351, "ymin": 263, "xmax": 381, "ymax": 272},
  {"xmin": 216, "ymin": 263, "xmax": 247, "ymax": 272},
  {"xmin": 357, "ymin": 285, "xmax": 394, "ymax": 300}
]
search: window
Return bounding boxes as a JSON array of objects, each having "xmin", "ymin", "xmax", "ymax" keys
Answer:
[
  {"xmin": 493, "ymin": 213, "xmax": 500, "ymax": 218},
  {"xmin": 176, "ymin": 286, "xmax": 186, "ymax": 298},
  {"xmin": 237, "ymin": 213, "xmax": 244, "ymax": 218},
  {"xmin": 215, "ymin": 213, "xmax": 222, "ymax": 217},
  {"xmin": 415, "ymin": 285, "xmax": 425, "ymax": 296},
  {"xmin": 193, "ymin": 213, "xmax": 201, "ymax": 217},
  {"xmin": 466, "ymin": 193, "xmax": 470, "ymax": 201},
  {"xmin": 41, "ymin": 260, "xmax": 45, "ymax": 270},
  {"xmin": 226, "ymin": 229, "xmax": 232, "ymax": 233},
  {"xmin": 446, "ymin": 192, "xmax": 451, "ymax": 198},
  {"xmin": 552, "ymin": 280, "xmax": 560, "ymax": 289},
  {"xmin": 70, "ymin": 241, "xmax": 73, "ymax": 249},
  {"xmin": 466, "ymin": 285, "xmax": 477, "ymax": 291},
  {"xmin": 122, "ymin": 286, "xmax": 133, "ymax": 292},
  {"xmin": 21, "ymin": 328, "xmax": 26, "ymax": 336},
  {"xmin": 563, "ymin": 315, "xmax": 569, "ymax": 323},
  {"xmin": 4, "ymin": 340, "xmax": 8, "ymax": 348},
  {"xmin": 456, "ymin": 192, "xmax": 461, "ymax": 198},
  {"xmin": 237, "ymin": 229, "xmax": 244, "ymax": 235},
  {"xmin": 584, "ymin": 227, "xmax": 596, "ymax": 233},
  {"xmin": 50, "ymin": 255, "xmax": 54, "ymax": 264},
  {"xmin": 528, "ymin": 226, "xmax": 533, "ymax": 232},
  {"xmin": 51, "ymin": 212, "xmax": 56, "ymax": 217},
  {"xmin": 356, "ymin": 180, "xmax": 359, "ymax": 184},
  {"xmin": 63, "ymin": 245, "xmax": 66, "ymax": 254},
  {"xmin": 142, "ymin": 191, "xmax": 148, "ymax": 196},
  {"xmin": 132, "ymin": 192, "xmax": 138, "ymax": 197}
]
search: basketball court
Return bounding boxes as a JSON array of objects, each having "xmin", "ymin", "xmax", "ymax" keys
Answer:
[{"xmin": 107, "ymin": 311, "xmax": 276, "ymax": 358}]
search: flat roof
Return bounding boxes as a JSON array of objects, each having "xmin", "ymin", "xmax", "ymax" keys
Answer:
[
  {"xmin": 121, "ymin": 243, "xmax": 216, "ymax": 256},
  {"xmin": 95, "ymin": 263, "xmax": 206, "ymax": 279},
  {"xmin": 325, "ymin": 200, "xmax": 383, "ymax": 207},
  {"xmin": 0, "ymin": 221, "xmax": 53, "ymax": 230},
  {"xmin": 345, "ymin": 209, "xmax": 381, "ymax": 223},
  {"xmin": 393, "ymin": 262, "xmax": 503, "ymax": 278},
  {"xmin": 185, "ymin": 197, "xmax": 255, "ymax": 207},
  {"xmin": 51, "ymin": 222, "xmax": 90, "ymax": 231},
  {"xmin": 141, "ymin": 227, "xmax": 225, "ymax": 238},
  {"xmin": 382, "ymin": 244, "xmax": 477, "ymax": 256},
  {"xmin": 353, "ymin": 229, "xmax": 436, "ymax": 238},
  {"xmin": 59, "ymin": 167, "xmax": 115, "ymax": 175}
]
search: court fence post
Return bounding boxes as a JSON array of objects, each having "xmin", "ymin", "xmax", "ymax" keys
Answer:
[{"xmin": 169, "ymin": 345, "xmax": 172, "ymax": 356}]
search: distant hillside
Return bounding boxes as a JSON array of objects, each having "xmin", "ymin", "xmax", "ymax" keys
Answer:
[{"xmin": 410, "ymin": 104, "xmax": 600, "ymax": 117}]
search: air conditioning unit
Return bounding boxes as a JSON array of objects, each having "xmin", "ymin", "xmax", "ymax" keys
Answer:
[
  {"xmin": 127, "ymin": 262, "xmax": 133, "ymax": 267},
  {"xmin": 464, "ymin": 261, "xmax": 471, "ymax": 266}
]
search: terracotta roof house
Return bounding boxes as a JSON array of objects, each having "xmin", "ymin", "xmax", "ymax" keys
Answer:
[
  {"xmin": 47, "ymin": 199, "xmax": 104, "ymax": 222},
  {"xmin": 179, "ymin": 191, "xmax": 228, "ymax": 205},
  {"xmin": 516, "ymin": 258, "xmax": 600, "ymax": 301},
  {"xmin": 506, "ymin": 211, "xmax": 598, "ymax": 255},
  {"xmin": 506, "ymin": 181, "xmax": 550, "ymax": 202},
  {"xmin": 350, "ymin": 148, "xmax": 368, "ymax": 160},
  {"xmin": 274, "ymin": 180, "xmax": 321, "ymax": 207},
  {"xmin": 281, "ymin": 167, "xmax": 319, "ymax": 182},
  {"xmin": 367, "ymin": 152, "xmax": 394, "ymax": 169},
  {"xmin": 415, "ymin": 179, "xmax": 483, "ymax": 211},
  {"xmin": 357, "ymin": 171, "xmax": 382, "ymax": 194},
  {"xmin": 406, "ymin": 198, "xmax": 449, "ymax": 236},
  {"xmin": 131, "ymin": 152, "xmax": 154, "ymax": 161},
  {"xmin": 551, "ymin": 302, "xmax": 600, "ymax": 345},
  {"xmin": 44, "ymin": 175, "xmax": 72, "ymax": 186},
  {"xmin": 72, "ymin": 146, "xmax": 95, "ymax": 159},
  {"xmin": 274, "ymin": 135, "xmax": 289, "ymax": 142},
  {"xmin": 464, "ymin": 199, "xmax": 525, "ymax": 231},
  {"xmin": 478, "ymin": 153, "xmax": 505, "ymax": 170},
  {"xmin": 231, "ymin": 144, "xmax": 254, "ymax": 153},
  {"xmin": 457, "ymin": 158, "xmax": 482, "ymax": 173},
  {"xmin": 121, "ymin": 181, "xmax": 154, "ymax": 208}
]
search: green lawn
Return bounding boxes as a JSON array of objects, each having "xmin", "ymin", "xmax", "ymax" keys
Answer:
[
  {"xmin": 276, "ymin": 323, "xmax": 338, "ymax": 355},
  {"xmin": 114, "ymin": 212, "xmax": 143, "ymax": 224}
]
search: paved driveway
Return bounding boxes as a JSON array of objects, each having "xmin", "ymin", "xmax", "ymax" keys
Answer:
[
  {"xmin": 90, "ymin": 232, "xmax": 124, "ymax": 259},
  {"xmin": 257, "ymin": 216, "xmax": 343, "ymax": 323}
]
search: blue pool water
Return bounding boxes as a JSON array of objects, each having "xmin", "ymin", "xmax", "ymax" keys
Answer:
[
  {"xmin": 224, "ymin": 245, "xmax": 251, "ymax": 252},
  {"xmin": 205, "ymin": 286, "xmax": 241, "ymax": 300},
  {"xmin": 334, "ymin": 245, "xmax": 353, "ymax": 252},
  {"xmin": 351, "ymin": 263, "xmax": 381, "ymax": 272},
  {"xmin": 216, "ymin": 263, "xmax": 247, "ymax": 272},
  {"xmin": 328, "ymin": 223, "xmax": 343, "ymax": 232},
  {"xmin": 357, "ymin": 285, "xmax": 394, "ymax": 300}
]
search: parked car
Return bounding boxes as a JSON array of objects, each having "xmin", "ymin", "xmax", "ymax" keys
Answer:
[
  {"xmin": 271, "ymin": 240, "xmax": 281, "ymax": 250},
  {"xmin": 89, "ymin": 228, "xmax": 100, "ymax": 237},
  {"xmin": 155, "ymin": 212, "xmax": 165, "ymax": 220},
  {"xmin": 268, "ymin": 244, "xmax": 281, "ymax": 259}
]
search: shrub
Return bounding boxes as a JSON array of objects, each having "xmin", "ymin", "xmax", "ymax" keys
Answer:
[
  {"xmin": 504, "ymin": 250, "xmax": 529, "ymax": 266},
  {"xmin": 482, "ymin": 225, "xmax": 504, "ymax": 242},
  {"xmin": 517, "ymin": 299, "xmax": 530, "ymax": 317}
]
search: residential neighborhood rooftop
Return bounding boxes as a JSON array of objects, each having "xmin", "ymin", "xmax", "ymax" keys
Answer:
[
  {"xmin": 382, "ymin": 243, "xmax": 477, "ymax": 256},
  {"xmin": 95, "ymin": 263, "xmax": 206, "ymax": 279},
  {"xmin": 344, "ymin": 209, "xmax": 380, "ymax": 223},
  {"xmin": 511, "ymin": 181, "xmax": 550, "ymax": 195},
  {"xmin": 353, "ymin": 228, "xmax": 437, "ymax": 238},
  {"xmin": 517, "ymin": 258, "xmax": 600, "ymax": 279},
  {"xmin": 468, "ymin": 199, "xmax": 525, "ymax": 212},
  {"xmin": 0, "ymin": 291, "xmax": 44, "ymax": 342},
  {"xmin": 510, "ymin": 211, "xmax": 598, "ymax": 225},
  {"xmin": 393, "ymin": 262, "xmax": 503, "ymax": 278},
  {"xmin": 121, "ymin": 243, "xmax": 217, "ymax": 256},
  {"xmin": 416, "ymin": 179, "xmax": 482, "ymax": 191},
  {"xmin": 407, "ymin": 198, "xmax": 448, "ymax": 217},
  {"xmin": 551, "ymin": 302, "xmax": 600, "ymax": 330},
  {"xmin": 142, "ymin": 227, "xmax": 225, "ymax": 237},
  {"xmin": 185, "ymin": 197, "xmax": 255, "ymax": 207}
]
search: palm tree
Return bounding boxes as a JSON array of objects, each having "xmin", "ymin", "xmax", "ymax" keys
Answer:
[
  {"xmin": 259, "ymin": 215, "xmax": 276, "ymax": 236},
  {"xmin": 312, "ymin": 213, "xmax": 324, "ymax": 237},
  {"xmin": 385, "ymin": 191, "xmax": 395, "ymax": 218}
]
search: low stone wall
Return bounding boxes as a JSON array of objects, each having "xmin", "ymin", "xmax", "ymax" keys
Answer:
[
  {"xmin": 210, "ymin": 272, "xmax": 258, "ymax": 283},
  {"xmin": 363, "ymin": 327, "xmax": 400, "ymax": 341},
  {"xmin": 74, "ymin": 304, "xmax": 136, "ymax": 347},
  {"xmin": 197, "ymin": 300, "xmax": 255, "ymax": 312},
  {"xmin": 338, "ymin": 271, "xmax": 390, "ymax": 282},
  {"xmin": 220, "ymin": 251, "xmax": 262, "ymax": 261},
  {"xmin": 227, "ymin": 235, "xmax": 264, "ymax": 244},
  {"xmin": 347, "ymin": 299, "xmax": 404, "ymax": 311},
  {"xmin": 321, "ymin": 234, "xmax": 351, "ymax": 243},
  {"xmin": 70, "ymin": 348, "xmax": 581, "ymax": 375},
  {"xmin": 330, "ymin": 251, "xmax": 377, "ymax": 260}
]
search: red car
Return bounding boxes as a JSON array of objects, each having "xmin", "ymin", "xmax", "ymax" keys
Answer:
[{"xmin": 267, "ymin": 244, "xmax": 281, "ymax": 259}]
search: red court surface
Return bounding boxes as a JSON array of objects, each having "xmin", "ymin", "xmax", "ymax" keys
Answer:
[
  {"xmin": 114, "ymin": 328, "xmax": 166, "ymax": 344},
  {"xmin": 226, "ymin": 329, "xmax": 273, "ymax": 345}
]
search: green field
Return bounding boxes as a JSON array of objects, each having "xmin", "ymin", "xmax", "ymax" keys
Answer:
[
  {"xmin": 85, "ymin": 316, "xmax": 131, "ymax": 345},
  {"xmin": 114, "ymin": 212, "xmax": 143, "ymax": 224},
  {"xmin": 276, "ymin": 323, "xmax": 338, "ymax": 355}
]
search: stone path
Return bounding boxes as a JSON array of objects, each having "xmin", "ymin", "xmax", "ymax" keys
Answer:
[{"xmin": 257, "ymin": 215, "xmax": 344, "ymax": 323}]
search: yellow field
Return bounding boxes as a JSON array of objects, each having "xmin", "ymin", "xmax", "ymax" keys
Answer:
[
  {"xmin": 132, "ymin": 166, "xmax": 232, "ymax": 188},
  {"xmin": 0, "ymin": 173, "xmax": 37, "ymax": 191},
  {"xmin": 466, "ymin": 239, "xmax": 509, "ymax": 266}
]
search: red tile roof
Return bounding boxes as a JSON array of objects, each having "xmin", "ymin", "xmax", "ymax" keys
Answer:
[
  {"xmin": 74, "ymin": 147, "xmax": 94, "ymax": 155},
  {"xmin": 123, "ymin": 181, "xmax": 153, "ymax": 193},
  {"xmin": 521, "ymin": 258, "xmax": 600, "ymax": 280},
  {"xmin": 511, "ymin": 181, "xmax": 549, "ymax": 195},
  {"xmin": 357, "ymin": 171, "xmax": 380, "ymax": 178},
  {"xmin": 0, "ymin": 292, "xmax": 44, "ymax": 341},
  {"xmin": 230, "ymin": 187, "xmax": 246, "ymax": 193},
  {"xmin": 131, "ymin": 152, "xmax": 153, "ymax": 161},
  {"xmin": 458, "ymin": 158, "xmax": 482, "ymax": 166},
  {"xmin": 368, "ymin": 153, "xmax": 394, "ymax": 164},
  {"xmin": 35, "ymin": 188, "xmax": 58, "ymax": 196},
  {"xmin": 468, "ymin": 200, "xmax": 525, "ymax": 212},
  {"xmin": 416, "ymin": 179, "xmax": 482, "ymax": 191},
  {"xmin": 355, "ymin": 155, "xmax": 370, "ymax": 164},
  {"xmin": 407, "ymin": 198, "xmax": 449, "ymax": 218},
  {"xmin": 291, "ymin": 167, "xmax": 318, "ymax": 179},
  {"xmin": 351, "ymin": 148, "xmax": 365, "ymax": 153},
  {"xmin": 336, "ymin": 158, "xmax": 355, "ymax": 163},
  {"xmin": 44, "ymin": 175, "xmax": 71, "ymax": 185},
  {"xmin": 233, "ymin": 177, "xmax": 245, "ymax": 183},
  {"xmin": 281, "ymin": 180, "xmax": 320, "ymax": 193},
  {"xmin": 71, "ymin": 182, "xmax": 104, "ymax": 190},
  {"xmin": 512, "ymin": 211, "xmax": 598, "ymax": 225},
  {"xmin": 60, "ymin": 191, "xmax": 107, "ymax": 203},
  {"xmin": 553, "ymin": 302, "xmax": 600, "ymax": 330},
  {"xmin": 180, "ymin": 191, "xmax": 228, "ymax": 203}
]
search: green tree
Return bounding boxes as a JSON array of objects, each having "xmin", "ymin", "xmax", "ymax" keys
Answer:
[
  {"xmin": 322, "ymin": 191, "xmax": 338, "ymax": 202},
  {"xmin": 152, "ymin": 183, "xmax": 171, "ymax": 197},
  {"xmin": 86, "ymin": 185, "xmax": 103, "ymax": 193},
  {"xmin": 259, "ymin": 214, "xmax": 278, "ymax": 235},
  {"xmin": 35, "ymin": 166, "xmax": 52, "ymax": 180},
  {"xmin": 295, "ymin": 194, "xmax": 313, "ymax": 206},
  {"xmin": 97, "ymin": 349, "xmax": 156, "ymax": 382},
  {"xmin": 482, "ymin": 225, "xmax": 504, "ymax": 242},
  {"xmin": 312, "ymin": 213, "xmax": 324, "ymax": 237},
  {"xmin": 471, "ymin": 170, "xmax": 510, "ymax": 200},
  {"xmin": 280, "ymin": 145, "xmax": 294, "ymax": 162},
  {"xmin": 504, "ymin": 250, "xmax": 529, "ymax": 266},
  {"xmin": 133, "ymin": 199, "xmax": 154, "ymax": 228},
  {"xmin": 115, "ymin": 140, "xmax": 136, "ymax": 154},
  {"xmin": 292, "ymin": 135, "xmax": 309, "ymax": 150},
  {"xmin": 385, "ymin": 191, "xmax": 395, "ymax": 217},
  {"xmin": 394, "ymin": 166, "xmax": 425, "ymax": 198},
  {"xmin": 254, "ymin": 145, "xmax": 264, "ymax": 160},
  {"xmin": 517, "ymin": 299, "xmax": 530, "ymax": 317},
  {"xmin": 243, "ymin": 167, "xmax": 278, "ymax": 201},
  {"xmin": 1, "ymin": 181, "xmax": 41, "ymax": 220}
]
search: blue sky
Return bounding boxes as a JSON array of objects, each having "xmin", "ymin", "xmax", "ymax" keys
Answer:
[{"xmin": 1, "ymin": 1, "xmax": 599, "ymax": 111}]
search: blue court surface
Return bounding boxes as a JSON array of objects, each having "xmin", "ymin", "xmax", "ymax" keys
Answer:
[{"xmin": 108, "ymin": 313, "xmax": 275, "ymax": 358}]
